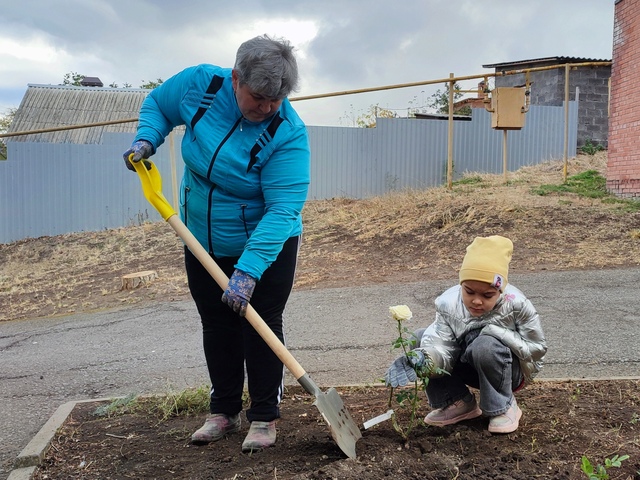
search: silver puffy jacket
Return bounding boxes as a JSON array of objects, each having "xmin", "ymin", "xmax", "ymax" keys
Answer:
[{"xmin": 417, "ymin": 283, "xmax": 547, "ymax": 384}]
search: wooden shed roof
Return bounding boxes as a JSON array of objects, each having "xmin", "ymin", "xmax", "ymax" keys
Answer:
[{"xmin": 6, "ymin": 84, "xmax": 149, "ymax": 144}]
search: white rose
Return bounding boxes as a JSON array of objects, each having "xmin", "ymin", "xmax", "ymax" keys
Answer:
[{"xmin": 389, "ymin": 305, "xmax": 413, "ymax": 322}]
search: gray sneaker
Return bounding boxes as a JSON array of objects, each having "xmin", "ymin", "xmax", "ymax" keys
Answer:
[
  {"xmin": 241, "ymin": 420, "xmax": 277, "ymax": 453},
  {"xmin": 191, "ymin": 413, "xmax": 241, "ymax": 444},
  {"xmin": 424, "ymin": 396, "xmax": 482, "ymax": 426}
]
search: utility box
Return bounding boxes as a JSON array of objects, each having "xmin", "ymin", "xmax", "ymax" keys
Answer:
[{"xmin": 491, "ymin": 87, "xmax": 526, "ymax": 130}]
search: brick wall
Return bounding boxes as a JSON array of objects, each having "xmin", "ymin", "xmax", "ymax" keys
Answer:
[{"xmin": 608, "ymin": 0, "xmax": 640, "ymax": 198}]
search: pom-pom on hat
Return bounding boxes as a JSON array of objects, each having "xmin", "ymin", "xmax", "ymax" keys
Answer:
[{"xmin": 459, "ymin": 236, "xmax": 513, "ymax": 292}]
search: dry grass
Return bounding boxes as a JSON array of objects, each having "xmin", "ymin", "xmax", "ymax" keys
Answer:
[{"xmin": 2, "ymin": 151, "xmax": 639, "ymax": 322}]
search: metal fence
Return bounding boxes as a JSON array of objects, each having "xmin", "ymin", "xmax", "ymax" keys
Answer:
[{"xmin": 1, "ymin": 102, "xmax": 577, "ymax": 243}]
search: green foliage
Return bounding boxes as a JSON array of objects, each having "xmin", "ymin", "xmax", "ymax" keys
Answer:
[
  {"xmin": 532, "ymin": 168, "xmax": 640, "ymax": 213},
  {"xmin": 387, "ymin": 311, "xmax": 447, "ymax": 442},
  {"xmin": 580, "ymin": 139, "xmax": 605, "ymax": 156},
  {"xmin": 355, "ymin": 104, "xmax": 397, "ymax": 128},
  {"xmin": 62, "ymin": 72, "xmax": 163, "ymax": 90},
  {"xmin": 453, "ymin": 176, "xmax": 483, "ymax": 186},
  {"xmin": 153, "ymin": 385, "xmax": 210, "ymax": 420},
  {"xmin": 427, "ymin": 82, "xmax": 471, "ymax": 116},
  {"xmin": 140, "ymin": 78, "xmax": 164, "ymax": 90},
  {"xmin": 532, "ymin": 170, "xmax": 607, "ymax": 198},
  {"xmin": 0, "ymin": 107, "xmax": 16, "ymax": 160},
  {"xmin": 62, "ymin": 71, "xmax": 85, "ymax": 86},
  {"xmin": 93, "ymin": 393, "xmax": 139, "ymax": 417},
  {"xmin": 91, "ymin": 386, "xmax": 213, "ymax": 422},
  {"xmin": 580, "ymin": 454, "xmax": 629, "ymax": 479}
]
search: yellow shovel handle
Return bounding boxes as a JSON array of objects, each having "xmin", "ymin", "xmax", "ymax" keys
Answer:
[
  {"xmin": 131, "ymin": 156, "xmax": 307, "ymax": 380},
  {"xmin": 129, "ymin": 154, "xmax": 176, "ymax": 221}
]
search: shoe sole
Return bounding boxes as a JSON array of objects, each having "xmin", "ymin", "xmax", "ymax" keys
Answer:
[
  {"xmin": 488, "ymin": 406, "xmax": 522, "ymax": 434},
  {"xmin": 242, "ymin": 443, "xmax": 272, "ymax": 453},
  {"xmin": 424, "ymin": 406, "xmax": 482, "ymax": 426},
  {"xmin": 191, "ymin": 424, "xmax": 241, "ymax": 445}
]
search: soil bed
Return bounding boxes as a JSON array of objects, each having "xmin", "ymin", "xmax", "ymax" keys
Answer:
[{"xmin": 34, "ymin": 380, "xmax": 640, "ymax": 480}]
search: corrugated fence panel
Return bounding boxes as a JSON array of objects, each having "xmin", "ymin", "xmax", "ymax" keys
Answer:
[
  {"xmin": 453, "ymin": 102, "xmax": 577, "ymax": 176},
  {"xmin": 307, "ymin": 126, "xmax": 378, "ymax": 199},
  {"xmin": 377, "ymin": 117, "xmax": 449, "ymax": 191},
  {"xmin": 1, "ymin": 102, "xmax": 577, "ymax": 243}
]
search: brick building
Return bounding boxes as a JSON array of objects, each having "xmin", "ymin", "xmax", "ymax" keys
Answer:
[
  {"xmin": 608, "ymin": 0, "xmax": 640, "ymax": 198},
  {"xmin": 483, "ymin": 57, "xmax": 611, "ymax": 149}
]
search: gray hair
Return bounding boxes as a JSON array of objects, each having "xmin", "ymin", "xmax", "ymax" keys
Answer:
[{"xmin": 234, "ymin": 35, "xmax": 299, "ymax": 99}]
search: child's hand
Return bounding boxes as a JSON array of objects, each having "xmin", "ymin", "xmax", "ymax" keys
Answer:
[{"xmin": 385, "ymin": 356, "xmax": 418, "ymax": 387}]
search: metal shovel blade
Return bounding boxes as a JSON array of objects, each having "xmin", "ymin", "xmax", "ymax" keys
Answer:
[
  {"xmin": 299, "ymin": 375, "xmax": 362, "ymax": 459},
  {"xmin": 131, "ymin": 158, "xmax": 362, "ymax": 459}
]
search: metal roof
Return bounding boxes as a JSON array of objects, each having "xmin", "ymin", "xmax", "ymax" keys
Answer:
[
  {"xmin": 6, "ymin": 84, "xmax": 149, "ymax": 143},
  {"xmin": 482, "ymin": 56, "xmax": 611, "ymax": 69}
]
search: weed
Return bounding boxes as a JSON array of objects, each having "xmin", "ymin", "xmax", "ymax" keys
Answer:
[
  {"xmin": 93, "ymin": 393, "xmax": 139, "ymax": 417},
  {"xmin": 153, "ymin": 385, "xmax": 210, "ymax": 421},
  {"xmin": 453, "ymin": 176, "xmax": 483, "ymax": 186},
  {"xmin": 580, "ymin": 139, "xmax": 605, "ymax": 156},
  {"xmin": 571, "ymin": 386, "xmax": 582, "ymax": 402},
  {"xmin": 580, "ymin": 454, "xmax": 629, "ymax": 479},
  {"xmin": 532, "ymin": 170, "xmax": 607, "ymax": 198},
  {"xmin": 91, "ymin": 386, "xmax": 210, "ymax": 421}
]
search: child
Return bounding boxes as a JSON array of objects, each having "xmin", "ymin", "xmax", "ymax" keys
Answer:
[{"xmin": 385, "ymin": 235, "xmax": 547, "ymax": 433}]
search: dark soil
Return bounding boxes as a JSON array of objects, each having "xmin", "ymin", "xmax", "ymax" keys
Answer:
[
  {"xmin": 33, "ymin": 380, "xmax": 640, "ymax": 480},
  {"xmin": 9, "ymin": 155, "xmax": 640, "ymax": 478}
]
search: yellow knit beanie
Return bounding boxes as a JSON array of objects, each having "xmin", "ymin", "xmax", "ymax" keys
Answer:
[{"xmin": 459, "ymin": 236, "xmax": 513, "ymax": 292}]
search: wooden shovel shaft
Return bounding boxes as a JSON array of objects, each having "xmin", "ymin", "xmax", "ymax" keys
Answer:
[{"xmin": 167, "ymin": 216, "xmax": 307, "ymax": 380}]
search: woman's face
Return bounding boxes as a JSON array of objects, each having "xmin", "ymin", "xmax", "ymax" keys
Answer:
[
  {"xmin": 461, "ymin": 280, "xmax": 501, "ymax": 317},
  {"xmin": 232, "ymin": 70, "xmax": 283, "ymax": 123}
]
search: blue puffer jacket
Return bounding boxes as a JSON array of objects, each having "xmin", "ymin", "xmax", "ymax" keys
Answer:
[{"xmin": 134, "ymin": 64, "xmax": 311, "ymax": 280}]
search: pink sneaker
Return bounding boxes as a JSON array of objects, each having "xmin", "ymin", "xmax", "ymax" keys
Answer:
[
  {"xmin": 191, "ymin": 413, "xmax": 241, "ymax": 444},
  {"xmin": 242, "ymin": 420, "xmax": 277, "ymax": 453},
  {"xmin": 424, "ymin": 397, "xmax": 482, "ymax": 426},
  {"xmin": 488, "ymin": 399, "xmax": 522, "ymax": 434}
]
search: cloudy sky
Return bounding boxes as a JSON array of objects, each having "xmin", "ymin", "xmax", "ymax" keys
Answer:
[{"xmin": 1, "ymin": 0, "xmax": 614, "ymax": 126}]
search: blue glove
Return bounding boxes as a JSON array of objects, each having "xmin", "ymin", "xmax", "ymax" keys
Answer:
[
  {"xmin": 123, "ymin": 140, "xmax": 153, "ymax": 171},
  {"xmin": 222, "ymin": 269, "xmax": 257, "ymax": 317},
  {"xmin": 385, "ymin": 351, "xmax": 426, "ymax": 387}
]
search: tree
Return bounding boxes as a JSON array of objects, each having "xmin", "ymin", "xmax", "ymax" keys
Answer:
[
  {"xmin": 354, "ymin": 104, "xmax": 397, "ymax": 128},
  {"xmin": 427, "ymin": 82, "xmax": 471, "ymax": 116},
  {"xmin": 62, "ymin": 72, "xmax": 86, "ymax": 86},
  {"xmin": 62, "ymin": 72, "xmax": 162, "ymax": 89},
  {"xmin": 140, "ymin": 78, "xmax": 164, "ymax": 89},
  {"xmin": 0, "ymin": 107, "xmax": 17, "ymax": 160}
]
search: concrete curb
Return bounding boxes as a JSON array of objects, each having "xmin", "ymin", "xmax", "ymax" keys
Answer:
[
  {"xmin": 8, "ymin": 397, "xmax": 117, "ymax": 480},
  {"xmin": 8, "ymin": 377, "xmax": 640, "ymax": 479}
]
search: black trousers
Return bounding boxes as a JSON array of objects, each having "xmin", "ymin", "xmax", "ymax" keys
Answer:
[{"xmin": 184, "ymin": 236, "xmax": 300, "ymax": 422}]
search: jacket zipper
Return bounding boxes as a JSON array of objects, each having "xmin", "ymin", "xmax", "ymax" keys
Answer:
[
  {"xmin": 184, "ymin": 186, "xmax": 190, "ymax": 227},
  {"xmin": 240, "ymin": 204, "xmax": 249, "ymax": 238},
  {"xmin": 206, "ymin": 117, "xmax": 243, "ymax": 254}
]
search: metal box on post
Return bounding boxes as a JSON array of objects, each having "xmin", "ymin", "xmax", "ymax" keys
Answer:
[{"xmin": 491, "ymin": 87, "xmax": 526, "ymax": 130}]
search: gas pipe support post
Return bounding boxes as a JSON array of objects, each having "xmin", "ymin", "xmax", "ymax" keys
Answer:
[{"xmin": 447, "ymin": 73, "xmax": 454, "ymax": 190}]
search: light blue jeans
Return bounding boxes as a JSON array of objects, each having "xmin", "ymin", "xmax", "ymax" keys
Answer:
[{"xmin": 413, "ymin": 328, "xmax": 523, "ymax": 416}]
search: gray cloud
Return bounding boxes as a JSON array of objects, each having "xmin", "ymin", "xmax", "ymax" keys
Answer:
[{"xmin": 0, "ymin": 0, "xmax": 614, "ymax": 125}]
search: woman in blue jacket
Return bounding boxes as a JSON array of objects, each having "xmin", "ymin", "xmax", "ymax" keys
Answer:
[{"xmin": 124, "ymin": 35, "xmax": 310, "ymax": 453}]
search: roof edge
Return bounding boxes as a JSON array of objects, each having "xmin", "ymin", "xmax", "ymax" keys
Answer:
[{"xmin": 482, "ymin": 56, "xmax": 611, "ymax": 69}]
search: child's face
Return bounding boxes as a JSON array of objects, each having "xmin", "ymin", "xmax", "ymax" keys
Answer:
[{"xmin": 461, "ymin": 280, "xmax": 501, "ymax": 317}]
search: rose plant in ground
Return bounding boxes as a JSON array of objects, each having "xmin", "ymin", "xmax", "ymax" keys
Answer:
[{"xmin": 387, "ymin": 304, "xmax": 446, "ymax": 443}]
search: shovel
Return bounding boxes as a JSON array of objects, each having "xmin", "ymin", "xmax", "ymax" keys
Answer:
[{"xmin": 129, "ymin": 156, "xmax": 362, "ymax": 459}]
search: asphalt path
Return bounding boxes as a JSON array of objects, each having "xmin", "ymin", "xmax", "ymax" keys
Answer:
[{"xmin": 2, "ymin": 267, "xmax": 639, "ymax": 478}]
